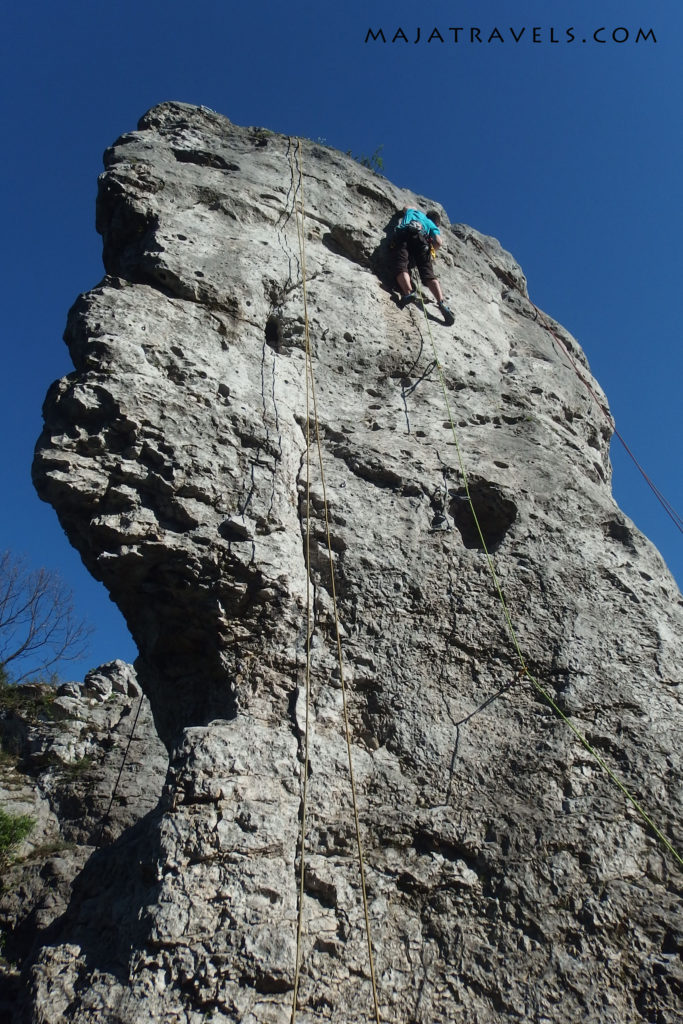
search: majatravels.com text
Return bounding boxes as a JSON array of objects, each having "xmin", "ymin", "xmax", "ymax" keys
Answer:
[{"xmin": 365, "ymin": 26, "xmax": 656, "ymax": 45}]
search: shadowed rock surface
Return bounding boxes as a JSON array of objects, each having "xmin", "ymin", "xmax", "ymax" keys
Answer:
[
  {"xmin": 0, "ymin": 661, "xmax": 167, "ymax": 1015},
  {"xmin": 13, "ymin": 101, "xmax": 682, "ymax": 1022}
]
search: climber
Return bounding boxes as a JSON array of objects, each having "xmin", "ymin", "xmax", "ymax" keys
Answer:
[{"xmin": 392, "ymin": 207, "xmax": 455, "ymax": 326}]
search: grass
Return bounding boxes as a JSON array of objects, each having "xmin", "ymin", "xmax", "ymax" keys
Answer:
[
  {"xmin": 0, "ymin": 679, "xmax": 57, "ymax": 721},
  {"xmin": 60, "ymin": 755, "xmax": 95, "ymax": 780},
  {"xmin": 0, "ymin": 807, "xmax": 34, "ymax": 868},
  {"xmin": 347, "ymin": 146, "xmax": 385, "ymax": 174}
]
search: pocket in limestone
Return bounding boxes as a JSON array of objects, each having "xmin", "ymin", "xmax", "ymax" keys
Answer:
[{"xmin": 449, "ymin": 479, "xmax": 517, "ymax": 552}]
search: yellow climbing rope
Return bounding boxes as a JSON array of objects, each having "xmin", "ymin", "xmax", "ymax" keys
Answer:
[
  {"xmin": 289, "ymin": 138, "xmax": 382, "ymax": 1024},
  {"xmin": 289, "ymin": 137, "xmax": 313, "ymax": 1023},
  {"xmin": 410, "ymin": 279, "xmax": 683, "ymax": 870},
  {"xmin": 283, "ymin": 141, "xmax": 680, "ymax": 1024}
]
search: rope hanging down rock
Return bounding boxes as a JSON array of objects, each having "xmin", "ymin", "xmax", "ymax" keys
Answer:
[
  {"xmin": 483, "ymin": 244, "xmax": 682, "ymax": 536},
  {"xmin": 289, "ymin": 138, "xmax": 383, "ymax": 1024},
  {"xmin": 94, "ymin": 690, "xmax": 145, "ymax": 849},
  {"xmin": 531, "ymin": 301, "xmax": 683, "ymax": 534},
  {"xmin": 409, "ymin": 276, "xmax": 682, "ymax": 871}
]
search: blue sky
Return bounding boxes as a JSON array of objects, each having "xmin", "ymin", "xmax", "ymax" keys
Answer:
[{"xmin": 2, "ymin": 0, "xmax": 681, "ymax": 680}]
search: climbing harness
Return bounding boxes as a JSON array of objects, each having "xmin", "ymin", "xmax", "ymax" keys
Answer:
[
  {"xmin": 289, "ymin": 138, "xmax": 382, "ymax": 1024},
  {"xmin": 409, "ymin": 277, "xmax": 682, "ymax": 870}
]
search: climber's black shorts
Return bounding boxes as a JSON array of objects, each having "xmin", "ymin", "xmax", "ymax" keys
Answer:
[{"xmin": 391, "ymin": 227, "xmax": 437, "ymax": 283}]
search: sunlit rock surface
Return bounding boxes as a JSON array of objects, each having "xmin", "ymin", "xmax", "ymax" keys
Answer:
[{"xmin": 20, "ymin": 102, "xmax": 683, "ymax": 1023}]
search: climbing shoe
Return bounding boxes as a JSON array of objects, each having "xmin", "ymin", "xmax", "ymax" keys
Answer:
[
  {"xmin": 439, "ymin": 302, "xmax": 455, "ymax": 326},
  {"xmin": 429, "ymin": 511, "xmax": 451, "ymax": 533},
  {"xmin": 400, "ymin": 291, "xmax": 417, "ymax": 308}
]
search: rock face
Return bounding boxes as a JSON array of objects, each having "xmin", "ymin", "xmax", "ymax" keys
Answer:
[
  {"xmin": 21, "ymin": 102, "xmax": 682, "ymax": 1022},
  {"xmin": 0, "ymin": 661, "xmax": 167, "ymax": 1015}
]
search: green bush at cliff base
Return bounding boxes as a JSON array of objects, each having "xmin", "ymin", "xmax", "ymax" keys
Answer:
[{"xmin": 0, "ymin": 807, "xmax": 34, "ymax": 867}]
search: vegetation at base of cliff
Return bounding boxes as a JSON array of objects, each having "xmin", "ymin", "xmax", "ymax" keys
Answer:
[{"xmin": 0, "ymin": 807, "xmax": 34, "ymax": 868}]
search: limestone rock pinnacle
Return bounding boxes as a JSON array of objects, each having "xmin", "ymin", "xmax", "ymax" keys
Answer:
[{"xmin": 20, "ymin": 101, "xmax": 683, "ymax": 1023}]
